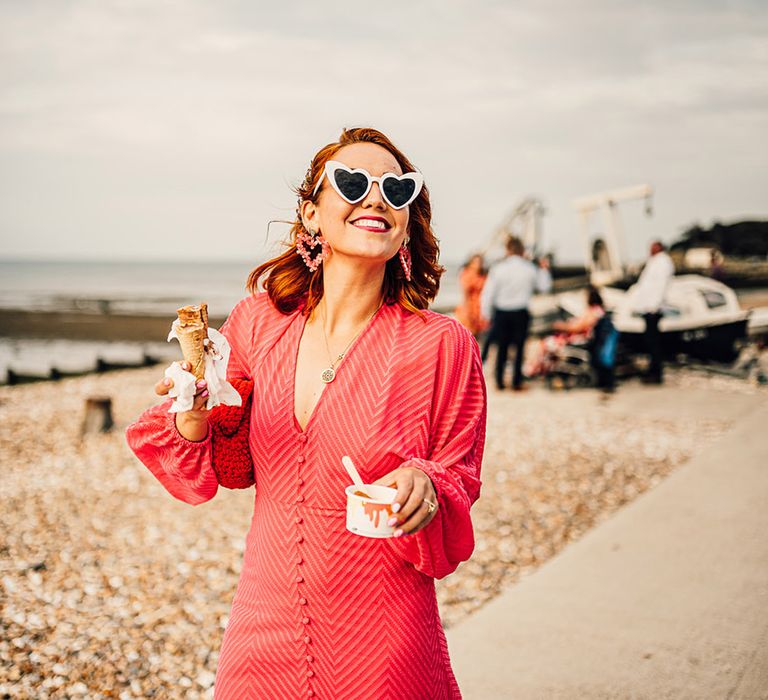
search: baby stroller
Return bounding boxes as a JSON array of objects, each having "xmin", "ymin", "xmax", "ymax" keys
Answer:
[{"xmin": 545, "ymin": 313, "xmax": 620, "ymax": 391}]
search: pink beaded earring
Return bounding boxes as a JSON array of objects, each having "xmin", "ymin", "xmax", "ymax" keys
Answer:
[
  {"xmin": 399, "ymin": 236, "xmax": 412, "ymax": 282},
  {"xmin": 296, "ymin": 226, "xmax": 329, "ymax": 272}
]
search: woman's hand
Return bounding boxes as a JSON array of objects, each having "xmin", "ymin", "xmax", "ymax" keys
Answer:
[
  {"xmin": 373, "ymin": 463, "xmax": 439, "ymax": 537},
  {"xmin": 154, "ymin": 361, "xmax": 211, "ymax": 441}
]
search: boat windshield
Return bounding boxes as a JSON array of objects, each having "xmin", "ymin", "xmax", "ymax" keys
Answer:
[{"xmin": 700, "ymin": 290, "xmax": 727, "ymax": 309}]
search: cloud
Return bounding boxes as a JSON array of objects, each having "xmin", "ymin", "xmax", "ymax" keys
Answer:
[{"xmin": 0, "ymin": 0, "xmax": 766, "ymax": 263}]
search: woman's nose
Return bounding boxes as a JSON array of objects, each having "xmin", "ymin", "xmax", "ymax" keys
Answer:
[{"xmin": 362, "ymin": 182, "xmax": 387, "ymax": 210}]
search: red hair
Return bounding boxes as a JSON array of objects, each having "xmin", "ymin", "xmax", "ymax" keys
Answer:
[{"xmin": 247, "ymin": 127, "xmax": 443, "ymax": 316}]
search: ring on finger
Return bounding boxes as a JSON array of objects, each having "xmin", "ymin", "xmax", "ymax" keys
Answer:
[{"xmin": 423, "ymin": 497, "xmax": 437, "ymax": 514}]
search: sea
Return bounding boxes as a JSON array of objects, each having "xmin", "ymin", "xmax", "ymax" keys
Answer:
[{"xmin": 0, "ymin": 259, "xmax": 463, "ymax": 383}]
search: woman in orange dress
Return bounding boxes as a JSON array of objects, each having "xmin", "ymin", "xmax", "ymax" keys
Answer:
[
  {"xmin": 126, "ymin": 128, "xmax": 487, "ymax": 699},
  {"xmin": 454, "ymin": 254, "xmax": 488, "ymax": 338}
]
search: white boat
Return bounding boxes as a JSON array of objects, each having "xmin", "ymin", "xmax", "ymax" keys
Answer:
[
  {"xmin": 561, "ymin": 185, "xmax": 753, "ymax": 362},
  {"xmin": 481, "ymin": 186, "xmax": 765, "ymax": 361},
  {"xmin": 557, "ymin": 276, "xmax": 750, "ymax": 362}
]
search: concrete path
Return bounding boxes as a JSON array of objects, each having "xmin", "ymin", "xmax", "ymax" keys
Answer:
[{"xmin": 447, "ymin": 387, "xmax": 768, "ymax": 699}]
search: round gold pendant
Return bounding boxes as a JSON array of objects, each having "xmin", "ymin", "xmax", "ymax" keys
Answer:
[{"xmin": 321, "ymin": 367, "xmax": 336, "ymax": 383}]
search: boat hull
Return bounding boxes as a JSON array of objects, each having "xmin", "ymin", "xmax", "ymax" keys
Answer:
[{"xmin": 618, "ymin": 318, "xmax": 749, "ymax": 363}]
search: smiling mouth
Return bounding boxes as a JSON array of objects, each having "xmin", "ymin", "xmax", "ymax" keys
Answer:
[{"xmin": 350, "ymin": 217, "xmax": 392, "ymax": 232}]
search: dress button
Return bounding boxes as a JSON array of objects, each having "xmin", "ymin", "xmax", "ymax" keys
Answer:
[
  {"xmin": 308, "ymin": 691, "xmax": 315, "ymax": 697},
  {"xmin": 295, "ymin": 516, "xmax": 303, "ymax": 524},
  {"xmin": 297, "ymin": 536, "xmax": 304, "ymax": 544},
  {"xmin": 298, "ymin": 434, "xmax": 308, "ymax": 444},
  {"xmin": 299, "ymin": 597, "xmax": 308, "ymax": 605},
  {"xmin": 307, "ymin": 670, "xmax": 315, "ymax": 678},
  {"xmin": 296, "ymin": 575, "xmax": 304, "ymax": 583},
  {"xmin": 302, "ymin": 617, "xmax": 310, "ymax": 625},
  {"xmin": 297, "ymin": 455, "xmax": 305, "ymax": 463},
  {"xmin": 306, "ymin": 655, "xmax": 314, "ymax": 663},
  {"xmin": 304, "ymin": 635, "xmax": 311, "ymax": 644},
  {"xmin": 297, "ymin": 478, "xmax": 304, "ymax": 486},
  {"xmin": 297, "ymin": 557, "xmax": 303, "ymax": 565},
  {"xmin": 296, "ymin": 495, "xmax": 305, "ymax": 503}
]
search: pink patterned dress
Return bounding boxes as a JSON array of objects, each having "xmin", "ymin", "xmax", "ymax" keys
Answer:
[{"xmin": 126, "ymin": 293, "xmax": 487, "ymax": 699}]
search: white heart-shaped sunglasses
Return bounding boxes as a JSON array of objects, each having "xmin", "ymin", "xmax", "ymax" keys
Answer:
[{"xmin": 312, "ymin": 160, "xmax": 424, "ymax": 210}]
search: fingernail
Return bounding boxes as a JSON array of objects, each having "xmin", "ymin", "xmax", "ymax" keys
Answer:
[
  {"xmin": 196, "ymin": 380, "xmax": 206, "ymax": 388},
  {"xmin": 391, "ymin": 503, "xmax": 401, "ymax": 513},
  {"xmin": 201, "ymin": 390, "xmax": 209, "ymax": 398},
  {"xmin": 394, "ymin": 529, "xmax": 404, "ymax": 538},
  {"xmin": 163, "ymin": 378, "xmax": 171, "ymax": 386},
  {"xmin": 387, "ymin": 517, "xmax": 398, "ymax": 527}
]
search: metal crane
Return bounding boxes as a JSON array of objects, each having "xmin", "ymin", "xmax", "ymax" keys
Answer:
[
  {"xmin": 486, "ymin": 197, "xmax": 547, "ymax": 260},
  {"xmin": 572, "ymin": 184, "xmax": 654, "ymax": 285}
]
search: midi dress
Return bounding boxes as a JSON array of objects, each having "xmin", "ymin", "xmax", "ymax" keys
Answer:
[
  {"xmin": 454, "ymin": 267, "xmax": 488, "ymax": 337},
  {"xmin": 126, "ymin": 293, "xmax": 487, "ymax": 700}
]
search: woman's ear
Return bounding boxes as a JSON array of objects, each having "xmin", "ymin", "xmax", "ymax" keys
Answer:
[{"xmin": 301, "ymin": 199, "xmax": 319, "ymax": 233}]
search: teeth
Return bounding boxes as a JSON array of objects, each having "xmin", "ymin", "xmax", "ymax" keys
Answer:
[{"xmin": 353, "ymin": 219, "xmax": 388, "ymax": 230}]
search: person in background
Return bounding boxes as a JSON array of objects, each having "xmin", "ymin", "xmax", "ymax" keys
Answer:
[
  {"xmin": 551, "ymin": 285, "xmax": 606, "ymax": 339},
  {"xmin": 630, "ymin": 240, "xmax": 675, "ymax": 384},
  {"xmin": 526, "ymin": 286, "xmax": 609, "ymax": 384},
  {"xmin": 709, "ymin": 248, "xmax": 725, "ymax": 281},
  {"xmin": 563, "ymin": 286, "xmax": 619, "ymax": 394},
  {"xmin": 480, "ymin": 235, "xmax": 552, "ymax": 391},
  {"xmin": 454, "ymin": 253, "xmax": 488, "ymax": 338}
]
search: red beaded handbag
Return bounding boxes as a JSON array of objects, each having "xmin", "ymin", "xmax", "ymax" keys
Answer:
[{"xmin": 208, "ymin": 378, "xmax": 255, "ymax": 489}]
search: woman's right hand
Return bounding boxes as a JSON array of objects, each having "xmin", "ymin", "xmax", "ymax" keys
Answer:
[{"xmin": 154, "ymin": 361, "xmax": 211, "ymax": 442}]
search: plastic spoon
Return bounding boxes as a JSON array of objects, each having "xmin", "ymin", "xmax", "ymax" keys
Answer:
[{"xmin": 341, "ymin": 455, "xmax": 370, "ymax": 498}]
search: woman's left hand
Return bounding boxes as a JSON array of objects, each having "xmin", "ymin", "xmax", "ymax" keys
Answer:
[{"xmin": 373, "ymin": 464, "xmax": 439, "ymax": 537}]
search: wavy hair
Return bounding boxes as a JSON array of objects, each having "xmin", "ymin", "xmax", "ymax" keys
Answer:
[{"xmin": 247, "ymin": 127, "xmax": 443, "ymax": 316}]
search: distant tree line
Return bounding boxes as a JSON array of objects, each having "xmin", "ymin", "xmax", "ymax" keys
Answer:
[{"xmin": 670, "ymin": 220, "xmax": 768, "ymax": 258}]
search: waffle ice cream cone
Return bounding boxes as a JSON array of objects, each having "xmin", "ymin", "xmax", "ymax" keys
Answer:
[{"xmin": 175, "ymin": 303, "xmax": 208, "ymax": 380}]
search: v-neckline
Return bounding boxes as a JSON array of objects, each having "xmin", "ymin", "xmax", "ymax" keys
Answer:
[
  {"xmin": 291, "ymin": 312, "xmax": 325, "ymax": 434},
  {"xmin": 290, "ymin": 303, "xmax": 386, "ymax": 434}
]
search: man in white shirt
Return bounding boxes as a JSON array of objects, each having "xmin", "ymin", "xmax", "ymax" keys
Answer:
[
  {"xmin": 630, "ymin": 240, "xmax": 675, "ymax": 384},
  {"xmin": 481, "ymin": 236, "xmax": 552, "ymax": 391}
]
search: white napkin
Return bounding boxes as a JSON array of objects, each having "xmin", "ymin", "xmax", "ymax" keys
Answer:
[{"xmin": 165, "ymin": 325, "xmax": 242, "ymax": 413}]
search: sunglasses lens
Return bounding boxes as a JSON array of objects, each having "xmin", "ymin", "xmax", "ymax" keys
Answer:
[
  {"xmin": 382, "ymin": 177, "xmax": 416, "ymax": 208},
  {"xmin": 333, "ymin": 169, "xmax": 369, "ymax": 202}
]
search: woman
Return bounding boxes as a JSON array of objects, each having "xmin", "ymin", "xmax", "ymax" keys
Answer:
[
  {"xmin": 126, "ymin": 127, "xmax": 487, "ymax": 699},
  {"xmin": 550, "ymin": 286, "xmax": 606, "ymax": 340},
  {"xmin": 525, "ymin": 285, "xmax": 608, "ymax": 380},
  {"xmin": 454, "ymin": 254, "xmax": 488, "ymax": 338}
]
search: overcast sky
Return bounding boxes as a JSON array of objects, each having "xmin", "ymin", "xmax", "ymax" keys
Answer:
[{"xmin": 1, "ymin": 0, "xmax": 766, "ymax": 265}]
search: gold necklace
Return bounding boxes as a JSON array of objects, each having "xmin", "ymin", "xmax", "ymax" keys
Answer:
[{"xmin": 319, "ymin": 301, "xmax": 382, "ymax": 383}]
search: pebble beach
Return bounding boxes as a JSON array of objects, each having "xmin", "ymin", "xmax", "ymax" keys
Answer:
[{"xmin": 0, "ymin": 366, "xmax": 760, "ymax": 699}]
